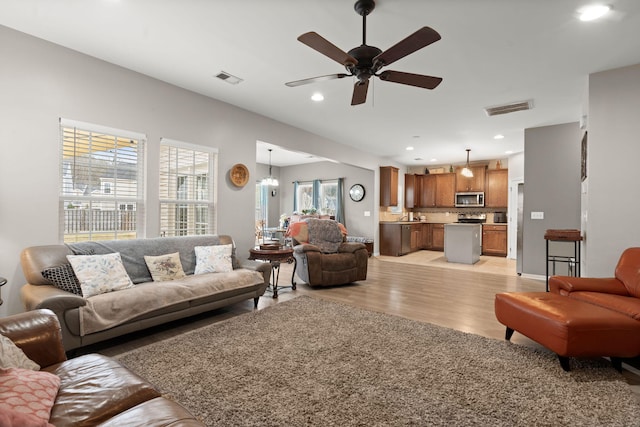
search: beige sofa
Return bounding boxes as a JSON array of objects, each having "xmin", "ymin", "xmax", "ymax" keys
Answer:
[{"xmin": 20, "ymin": 235, "xmax": 270, "ymax": 351}]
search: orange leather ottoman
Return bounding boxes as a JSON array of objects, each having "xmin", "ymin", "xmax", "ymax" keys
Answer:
[{"xmin": 494, "ymin": 292, "xmax": 640, "ymax": 371}]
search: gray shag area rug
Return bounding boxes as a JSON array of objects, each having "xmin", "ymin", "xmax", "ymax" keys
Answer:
[{"xmin": 117, "ymin": 296, "xmax": 640, "ymax": 426}]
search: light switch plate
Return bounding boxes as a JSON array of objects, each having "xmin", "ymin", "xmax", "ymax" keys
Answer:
[
  {"xmin": 531, "ymin": 211, "xmax": 544, "ymax": 220},
  {"xmin": 364, "ymin": 211, "xmax": 371, "ymax": 217}
]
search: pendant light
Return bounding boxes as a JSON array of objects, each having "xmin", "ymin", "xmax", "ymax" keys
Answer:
[
  {"xmin": 261, "ymin": 149, "xmax": 279, "ymax": 186},
  {"xmin": 461, "ymin": 148, "xmax": 474, "ymax": 178}
]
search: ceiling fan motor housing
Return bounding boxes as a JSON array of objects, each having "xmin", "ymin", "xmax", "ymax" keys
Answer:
[
  {"xmin": 347, "ymin": 45, "xmax": 382, "ymax": 82},
  {"xmin": 354, "ymin": 0, "xmax": 375, "ymax": 16}
]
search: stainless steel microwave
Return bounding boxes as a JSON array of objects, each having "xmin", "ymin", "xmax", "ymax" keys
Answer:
[{"xmin": 455, "ymin": 192, "xmax": 485, "ymax": 207}]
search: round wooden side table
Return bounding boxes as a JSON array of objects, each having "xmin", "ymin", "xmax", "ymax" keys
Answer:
[{"xmin": 248, "ymin": 247, "xmax": 296, "ymax": 298}]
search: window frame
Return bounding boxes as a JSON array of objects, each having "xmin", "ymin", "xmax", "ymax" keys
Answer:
[
  {"xmin": 59, "ymin": 118, "xmax": 146, "ymax": 243},
  {"xmin": 159, "ymin": 138, "xmax": 218, "ymax": 237}
]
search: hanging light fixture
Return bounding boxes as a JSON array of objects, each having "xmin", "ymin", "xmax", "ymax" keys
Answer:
[
  {"xmin": 461, "ymin": 148, "xmax": 474, "ymax": 178},
  {"xmin": 261, "ymin": 148, "xmax": 279, "ymax": 187}
]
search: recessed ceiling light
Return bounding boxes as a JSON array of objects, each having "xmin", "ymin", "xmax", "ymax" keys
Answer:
[
  {"xmin": 430, "ymin": 158, "xmax": 438, "ymax": 162},
  {"xmin": 578, "ymin": 4, "xmax": 611, "ymax": 21},
  {"xmin": 406, "ymin": 146, "xmax": 414, "ymax": 151},
  {"xmin": 311, "ymin": 93, "xmax": 324, "ymax": 102},
  {"xmin": 494, "ymin": 134, "xmax": 505, "ymax": 140},
  {"xmin": 505, "ymin": 150, "xmax": 514, "ymax": 154}
]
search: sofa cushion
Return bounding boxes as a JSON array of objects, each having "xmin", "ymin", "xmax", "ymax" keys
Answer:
[
  {"xmin": 0, "ymin": 334, "xmax": 40, "ymax": 370},
  {"xmin": 41, "ymin": 264, "xmax": 83, "ymax": 296},
  {"xmin": 67, "ymin": 253, "xmax": 134, "ymax": 298},
  {"xmin": 144, "ymin": 252, "xmax": 186, "ymax": 282},
  {"xmin": 95, "ymin": 397, "xmax": 203, "ymax": 427},
  {"xmin": 0, "ymin": 367, "xmax": 60, "ymax": 425},
  {"xmin": 569, "ymin": 291, "xmax": 640, "ymax": 320},
  {"xmin": 194, "ymin": 244, "xmax": 233, "ymax": 274},
  {"xmin": 44, "ymin": 354, "xmax": 160, "ymax": 427}
]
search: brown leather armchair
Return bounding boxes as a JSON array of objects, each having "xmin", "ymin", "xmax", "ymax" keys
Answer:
[
  {"xmin": 291, "ymin": 218, "xmax": 368, "ymax": 287},
  {"xmin": 0, "ymin": 309, "xmax": 204, "ymax": 426}
]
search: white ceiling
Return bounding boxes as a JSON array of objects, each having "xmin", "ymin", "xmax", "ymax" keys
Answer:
[{"xmin": 2, "ymin": 1, "xmax": 640, "ymax": 167}]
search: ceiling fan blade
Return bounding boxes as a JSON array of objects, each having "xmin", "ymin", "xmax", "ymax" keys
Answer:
[
  {"xmin": 285, "ymin": 73, "xmax": 350, "ymax": 87},
  {"xmin": 298, "ymin": 32, "xmax": 358, "ymax": 66},
  {"xmin": 374, "ymin": 27, "xmax": 441, "ymax": 68},
  {"xmin": 351, "ymin": 80, "xmax": 369, "ymax": 106},
  {"xmin": 378, "ymin": 70, "xmax": 442, "ymax": 89}
]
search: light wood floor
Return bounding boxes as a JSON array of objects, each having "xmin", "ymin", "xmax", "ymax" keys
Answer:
[{"xmin": 89, "ymin": 253, "xmax": 640, "ymax": 394}]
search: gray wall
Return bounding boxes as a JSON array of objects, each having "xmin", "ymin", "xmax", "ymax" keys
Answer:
[
  {"xmin": 523, "ymin": 123, "xmax": 581, "ymax": 276},
  {"xmin": 279, "ymin": 162, "xmax": 375, "ymax": 239},
  {"xmin": 0, "ymin": 25, "xmax": 384, "ymax": 316},
  {"xmin": 585, "ymin": 63, "xmax": 640, "ymax": 275}
]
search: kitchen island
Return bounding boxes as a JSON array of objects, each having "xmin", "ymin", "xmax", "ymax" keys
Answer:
[{"xmin": 444, "ymin": 223, "xmax": 481, "ymax": 264}]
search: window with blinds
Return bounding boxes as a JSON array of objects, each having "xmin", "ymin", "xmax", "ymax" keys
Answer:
[
  {"xmin": 159, "ymin": 139, "xmax": 217, "ymax": 237},
  {"xmin": 60, "ymin": 119, "xmax": 146, "ymax": 242}
]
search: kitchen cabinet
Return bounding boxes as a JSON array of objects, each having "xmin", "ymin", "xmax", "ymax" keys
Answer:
[
  {"xmin": 431, "ymin": 223, "xmax": 445, "ymax": 251},
  {"xmin": 422, "ymin": 223, "xmax": 432, "ymax": 248},
  {"xmin": 380, "ymin": 166, "xmax": 399, "ymax": 207},
  {"xmin": 419, "ymin": 174, "xmax": 436, "ymax": 208},
  {"xmin": 435, "ymin": 173, "xmax": 456, "ymax": 207},
  {"xmin": 379, "ymin": 223, "xmax": 401, "ymax": 256},
  {"xmin": 404, "ymin": 173, "xmax": 420, "ymax": 209},
  {"xmin": 485, "ymin": 169, "xmax": 508, "ymax": 208},
  {"xmin": 482, "ymin": 224, "xmax": 507, "ymax": 256},
  {"xmin": 455, "ymin": 165, "xmax": 487, "ymax": 192},
  {"xmin": 410, "ymin": 224, "xmax": 422, "ymax": 252}
]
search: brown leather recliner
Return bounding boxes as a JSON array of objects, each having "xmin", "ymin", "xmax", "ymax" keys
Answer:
[
  {"xmin": 291, "ymin": 218, "xmax": 368, "ymax": 287},
  {"xmin": 0, "ymin": 309, "xmax": 204, "ymax": 426}
]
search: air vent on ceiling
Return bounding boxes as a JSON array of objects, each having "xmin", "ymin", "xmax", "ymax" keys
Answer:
[
  {"xmin": 484, "ymin": 100, "xmax": 533, "ymax": 116},
  {"xmin": 215, "ymin": 71, "xmax": 243, "ymax": 85}
]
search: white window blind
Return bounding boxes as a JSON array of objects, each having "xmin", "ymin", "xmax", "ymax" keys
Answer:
[
  {"xmin": 59, "ymin": 118, "xmax": 146, "ymax": 242},
  {"xmin": 159, "ymin": 138, "xmax": 217, "ymax": 237}
]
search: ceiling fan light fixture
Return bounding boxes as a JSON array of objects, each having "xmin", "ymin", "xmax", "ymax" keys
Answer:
[
  {"xmin": 461, "ymin": 149, "xmax": 474, "ymax": 178},
  {"xmin": 261, "ymin": 149, "xmax": 279, "ymax": 187}
]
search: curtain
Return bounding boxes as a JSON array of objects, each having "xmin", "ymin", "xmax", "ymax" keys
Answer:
[
  {"xmin": 335, "ymin": 178, "xmax": 345, "ymax": 225},
  {"xmin": 313, "ymin": 179, "xmax": 321, "ymax": 211},
  {"xmin": 293, "ymin": 181, "xmax": 299, "ymax": 213}
]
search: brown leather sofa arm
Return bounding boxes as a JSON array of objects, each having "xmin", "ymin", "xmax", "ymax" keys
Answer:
[
  {"xmin": 338, "ymin": 242, "xmax": 367, "ymax": 254},
  {"xmin": 549, "ymin": 276, "xmax": 629, "ymax": 296},
  {"xmin": 294, "ymin": 243, "xmax": 321, "ymax": 253},
  {"xmin": 0, "ymin": 309, "xmax": 67, "ymax": 368},
  {"xmin": 21, "ymin": 283, "xmax": 86, "ymax": 311}
]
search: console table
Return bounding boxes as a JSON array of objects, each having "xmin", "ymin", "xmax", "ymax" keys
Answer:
[{"xmin": 249, "ymin": 247, "xmax": 296, "ymax": 298}]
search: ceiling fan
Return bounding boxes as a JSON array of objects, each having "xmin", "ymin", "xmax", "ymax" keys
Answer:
[{"xmin": 285, "ymin": 0, "xmax": 443, "ymax": 106}]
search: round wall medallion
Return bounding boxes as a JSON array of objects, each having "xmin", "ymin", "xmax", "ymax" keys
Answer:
[
  {"xmin": 349, "ymin": 184, "xmax": 365, "ymax": 202},
  {"xmin": 230, "ymin": 164, "xmax": 249, "ymax": 187}
]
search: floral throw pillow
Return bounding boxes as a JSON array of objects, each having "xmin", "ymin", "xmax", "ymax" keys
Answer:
[
  {"xmin": 0, "ymin": 335, "xmax": 40, "ymax": 371},
  {"xmin": 67, "ymin": 252, "xmax": 134, "ymax": 298},
  {"xmin": 0, "ymin": 367, "xmax": 60, "ymax": 426},
  {"xmin": 144, "ymin": 252, "xmax": 186, "ymax": 282},
  {"xmin": 194, "ymin": 244, "xmax": 233, "ymax": 274}
]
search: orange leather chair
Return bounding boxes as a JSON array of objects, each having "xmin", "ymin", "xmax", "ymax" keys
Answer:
[{"xmin": 495, "ymin": 248, "xmax": 640, "ymax": 371}]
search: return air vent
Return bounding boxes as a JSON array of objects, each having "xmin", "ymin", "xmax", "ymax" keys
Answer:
[
  {"xmin": 214, "ymin": 71, "xmax": 243, "ymax": 85},
  {"xmin": 484, "ymin": 100, "xmax": 533, "ymax": 116}
]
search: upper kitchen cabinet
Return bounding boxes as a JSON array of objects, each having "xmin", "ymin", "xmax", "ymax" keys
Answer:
[
  {"xmin": 380, "ymin": 166, "xmax": 399, "ymax": 206},
  {"xmin": 404, "ymin": 173, "xmax": 419, "ymax": 209},
  {"xmin": 455, "ymin": 165, "xmax": 487, "ymax": 192},
  {"xmin": 419, "ymin": 174, "xmax": 436, "ymax": 208},
  {"xmin": 485, "ymin": 169, "xmax": 509, "ymax": 208},
  {"xmin": 435, "ymin": 173, "xmax": 456, "ymax": 207}
]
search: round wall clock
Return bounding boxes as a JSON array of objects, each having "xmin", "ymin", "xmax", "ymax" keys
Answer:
[
  {"xmin": 230, "ymin": 164, "xmax": 249, "ymax": 187},
  {"xmin": 349, "ymin": 184, "xmax": 365, "ymax": 202}
]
